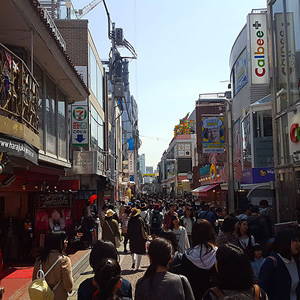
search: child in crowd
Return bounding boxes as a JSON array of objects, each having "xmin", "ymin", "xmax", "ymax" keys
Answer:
[{"xmin": 251, "ymin": 243, "xmax": 265, "ymax": 281}]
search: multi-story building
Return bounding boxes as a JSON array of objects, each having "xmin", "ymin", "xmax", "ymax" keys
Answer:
[
  {"xmin": 0, "ymin": 0, "xmax": 88, "ymax": 261},
  {"xmin": 267, "ymin": 0, "xmax": 300, "ymax": 222},
  {"xmin": 228, "ymin": 9, "xmax": 275, "ymax": 212},
  {"xmin": 159, "ymin": 111, "xmax": 197, "ymax": 197}
]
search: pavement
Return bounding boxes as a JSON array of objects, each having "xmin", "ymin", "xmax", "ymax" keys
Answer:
[
  {"xmin": 1, "ymin": 249, "xmax": 90, "ymax": 300},
  {"xmin": 1, "ymin": 247, "xmax": 149, "ymax": 300}
]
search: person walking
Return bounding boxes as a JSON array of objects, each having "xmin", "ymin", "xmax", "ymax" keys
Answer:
[
  {"xmin": 215, "ymin": 217, "xmax": 239, "ymax": 247},
  {"xmin": 181, "ymin": 208, "xmax": 195, "ymax": 247},
  {"xmin": 237, "ymin": 219, "xmax": 255, "ymax": 260},
  {"xmin": 163, "ymin": 203, "xmax": 178, "ymax": 230},
  {"xmin": 203, "ymin": 243, "xmax": 268, "ymax": 299},
  {"xmin": 102, "ymin": 209, "xmax": 121, "ymax": 248},
  {"xmin": 78, "ymin": 240, "xmax": 132, "ymax": 300},
  {"xmin": 127, "ymin": 208, "xmax": 147, "ymax": 271},
  {"xmin": 170, "ymin": 219, "xmax": 217, "ymax": 300},
  {"xmin": 259, "ymin": 227, "xmax": 300, "ymax": 300},
  {"xmin": 120, "ymin": 206, "xmax": 131, "ymax": 253},
  {"xmin": 135, "ymin": 237, "xmax": 195, "ymax": 300},
  {"xmin": 150, "ymin": 204, "xmax": 163, "ymax": 236},
  {"xmin": 32, "ymin": 231, "xmax": 73, "ymax": 300},
  {"xmin": 171, "ymin": 215, "xmax": 190, "ymax": 254}
]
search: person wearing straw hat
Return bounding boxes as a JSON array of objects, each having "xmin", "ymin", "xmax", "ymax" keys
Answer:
[
  {"xmin": 128, "ymin": 207, "xmax": 148, "ymax": 271},
  {"xmin": 102, "ymin": 209, "xmax": 121, "ymax": 248}
]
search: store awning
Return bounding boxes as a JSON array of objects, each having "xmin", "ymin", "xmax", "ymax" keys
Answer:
[{"xmin": 192, "ymin": 183, "xmax": 220, "ymax": 195}]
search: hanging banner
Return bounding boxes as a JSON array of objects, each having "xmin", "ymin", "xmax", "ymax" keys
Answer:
[
  {"xmin": 249, "ymin": 13, "xmax": 269, "ymax": 84},
  {"xmin": 202, "ymin": 117, "xmax": 225, "ymax": 153},
  {"xmin": 128, "ymin": 151, "xmax": 134, "ymax": 175}
]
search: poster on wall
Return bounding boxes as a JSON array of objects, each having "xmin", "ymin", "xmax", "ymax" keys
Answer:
[
  {"xmin": 234, "ymin": 49, "xmax": 248, "ymax": 95},
  {"xmin": 128, "ymin": 151, "xmax": 134, "ymax": 175},
  {"xmin": 202, "ymin": 117, "xmax": 225, "ymax": 153}
]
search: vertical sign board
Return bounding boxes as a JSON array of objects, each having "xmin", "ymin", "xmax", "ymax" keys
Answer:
[
  {"xmin": 72, "ymin": 105, "xmax": 88, "ymax": 146},
  {"xmin": 202, "ymin": 117, "xmax": 225, "ymax": 153},
  {"xmin": 275, "ymin": 13, "xmax": 297, "ymax": 89},
  {"xmin": 249, "ymin": 13, "xmax": 269, "ymax": 84},
  {"xmin": 128, "ymin": 151, "xmax": 134, "ymax": 176}
]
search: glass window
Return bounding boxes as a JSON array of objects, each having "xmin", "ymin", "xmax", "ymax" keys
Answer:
[
  {"xmin": 277, "ymin": 114, "xmax": 290, "ymax": 165},
  {"xmin": 96, "ymin": 64, "xmax": 103, "ymax": 107},
  {"xmin": 89, "ymin": 45, "xmax": 97, "ymax": 98},
  {"xmin": 97, "ymin": 114, "xmax": 104, "ymax": 149},
  {"xmin": 46, "ymin": 76, "xmax": 56, "ymax": 155},
  {"xmin": 91, "ymin": 105, "xmax": 98, "ymax": 147},
  {"xmin": 242, "ymin": 114, "xmax": 252, "ymax": 169},
  {"xmin": 285, "ymin": 0, "xmax": 300, "ymax": 104},
  {"xmin": 58, "ymin": 89, "xmax": 66, "ymax": 159},
  {"xmin": 253, "ymin": 110, "xmax": 274, "ymax": 167}
]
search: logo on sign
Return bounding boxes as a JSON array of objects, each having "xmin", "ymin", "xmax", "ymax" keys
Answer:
[
  {"xmin": 73, "ymin": 107, "xmax": 87, "ymax": 121},
  {"xmin": 290, "ymin": 123, "xmax": 300, "ymax": 143}
]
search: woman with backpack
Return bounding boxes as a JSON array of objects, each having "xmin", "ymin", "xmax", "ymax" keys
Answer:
[
  {"xmin": 31, "ymin": 231, "xmax": 73, "ymax": 300},
  {"xmin": 170, "ymin": 219, "xmax": 217, "ymax": 300},
  {"xmin": 135, "ymin": 237, "xmax": 194, "ymax": 300},
  {"xmin": 259, "ymin": 227, "xmax": 300, "ymax": 300},
  {"xmin": 203, "ymin": 243, "xmax": 267, "ymax": 300}
]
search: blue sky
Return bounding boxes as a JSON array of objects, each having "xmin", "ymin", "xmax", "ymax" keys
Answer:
[{"xmin": 72, "ymin": 0, "xmax": 267, "ymax": 168}]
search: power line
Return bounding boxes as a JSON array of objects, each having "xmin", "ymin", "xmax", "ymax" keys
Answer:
[{"xmin": 140, "ymin": 135, "xmax": 170, "ymax": 142}]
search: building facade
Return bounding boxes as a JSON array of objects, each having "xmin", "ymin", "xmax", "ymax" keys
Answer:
[
  {"xmin": 268, "ymin": 0, "xmax": 300, "ymax": 222},
  {"xmin": 0, "ymin": 0, "xmax": 88, "ymax": 262},
  {"xmin": 229, "ymin": 9, "xmax": 275, "ymax": 212}
]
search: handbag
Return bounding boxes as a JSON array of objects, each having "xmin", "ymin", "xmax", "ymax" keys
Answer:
[{"xmin": 105, "ymin": 221, "xmax": 121, "ymax": 248}]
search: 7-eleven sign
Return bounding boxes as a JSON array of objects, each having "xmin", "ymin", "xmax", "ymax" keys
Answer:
[{"xmin": 73, "ymin": 107, "xmax": 87, "ymax": 121}]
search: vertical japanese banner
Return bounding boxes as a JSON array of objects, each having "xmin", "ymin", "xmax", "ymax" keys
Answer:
[{"xmin": 72, "ymin": 105, "xmax": 88, "ymax": 146}]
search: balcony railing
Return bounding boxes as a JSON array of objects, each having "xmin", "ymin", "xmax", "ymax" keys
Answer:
[{"xmin": 0, "ymin": 43, "xmax": 39, "ymax": 134}]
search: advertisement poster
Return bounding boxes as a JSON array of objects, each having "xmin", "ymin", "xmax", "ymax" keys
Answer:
[
  {"xmin": 202, "ymin": 117, "xmax": 225, "ymax": 153},
  {"xmin": 234, "ymin": 49, "xmax": 248, "ymax": 95}
]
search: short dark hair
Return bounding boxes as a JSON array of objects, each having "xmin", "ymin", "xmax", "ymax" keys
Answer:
[
  {"xmin": 274, "ymin": 228, "xmax": 300, "ymax": 260},
  {"xmin": 159, "ymin": 230, "xmax": 179, "ymax": 253},
  {"xmin": 217, "ymin": 243, "xmax": 253, "ymax": 290},
  {"xmin": 221, "ymin": 217, "xmax": 238, "ymax": 233},
  {"xmin": 90, "ymin": 240, "xmax": 119, "ymax": 271}
]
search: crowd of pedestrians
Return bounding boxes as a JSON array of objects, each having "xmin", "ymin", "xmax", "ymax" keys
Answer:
[{"xmin": 28, "ymin": 195, "xmax": 300, "ymax": 300}]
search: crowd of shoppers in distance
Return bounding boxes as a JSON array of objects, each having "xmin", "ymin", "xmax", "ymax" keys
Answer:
[{"xmin": 29, "ymin": 195, "xmax": 300, "ymax": 300}]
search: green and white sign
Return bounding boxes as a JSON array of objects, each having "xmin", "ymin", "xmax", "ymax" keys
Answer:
[{"xmin": 72, "ymin": 105, "xmax": 88, "ymax": 146}]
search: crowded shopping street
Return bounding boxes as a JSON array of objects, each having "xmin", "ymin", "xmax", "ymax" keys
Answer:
[{"xmin": 2, "ymin": 0, "xmax": 300, "ymax": 299}]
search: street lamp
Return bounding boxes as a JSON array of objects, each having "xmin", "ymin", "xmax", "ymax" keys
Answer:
[{"xmin": 197, "ymin": 92, "xmax": 235, "ymax": 213}]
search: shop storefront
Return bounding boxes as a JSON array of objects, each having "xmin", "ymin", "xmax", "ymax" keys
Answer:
[{"xmin": 268, "ymin": 0, "xmax": 300, "ymax": 222}]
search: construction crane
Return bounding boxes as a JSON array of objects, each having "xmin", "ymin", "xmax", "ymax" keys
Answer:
[{"xmin": 72, "ymin": 0, "xmax": 103, "ymax": 19}]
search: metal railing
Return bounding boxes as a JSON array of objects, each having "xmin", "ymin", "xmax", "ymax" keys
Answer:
[{"xmin": 0, "ymin": 43, "xmax": 39, "ymax": 133}]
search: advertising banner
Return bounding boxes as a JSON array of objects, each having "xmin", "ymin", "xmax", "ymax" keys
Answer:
[
  {"xmin": 202, "ymin": 117, "xmax": 225, "ymax": 153},
  {"xmin": 249, "ymin": 13, "xmax": 269, "ymax": 84},
  {"xmin": 275, "ymin": 13, "xmax": 297, "ymax": 91},
  {"xmin": 242, "ymin": 168, "xmax": 275, "ymax": 184},
  {"xmin": 234, "ymin": 49, "xmax": 248, "ymax": 95},
  {"xmin": 128, "ymin": 151, "xmax": 134, "ymax": 175},
  {"xmin": 72, "ymin": 105, "xmax": 88, "ymax": 146}
]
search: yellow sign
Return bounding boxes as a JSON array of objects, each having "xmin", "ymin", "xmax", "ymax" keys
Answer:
[
  {"xmin": 143, "ymin": 173, "xmax": 156, "ymax": 177},
  {"xmin": 209, "ymin": 164, "xmax": 216, "ymax": 181}
]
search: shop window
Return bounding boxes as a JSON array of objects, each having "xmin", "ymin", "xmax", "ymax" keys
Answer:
[
  {"xmin": 89, "ymin": 45, "xmax": 97, "ymax": 99},
  {"xmin": 241, "ymin": 114, "xmax": 252, "ymax": 169},
  {"xmin": 91, "ymin": 105, "xmax": 98, "ymax": 147},
  {"xmin": 96, "ymin": 64, "xmax": 103, "ymax": 108},
  {"xmin": 97, "ymin": 114, "xmax": 104, "ymax": 150},
  {"xmin": 58, "ymin": 89, "xmax": 66, "ymax": 159},
  {"xmin": 276, "ymin": 114, "xmax": 290, "ymax": 165},
  {"xmin": 46, "ymin": 76, "xmax": 56, "ymax": 155},
  {"xmin": 253, "ymin": 110, "xmax": 274, "ymax": 167}
]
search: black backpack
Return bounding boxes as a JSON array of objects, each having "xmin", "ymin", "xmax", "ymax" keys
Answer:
[{"xmin": 151, "ymin": 210, "xmax": 161, "ymax": 229}]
